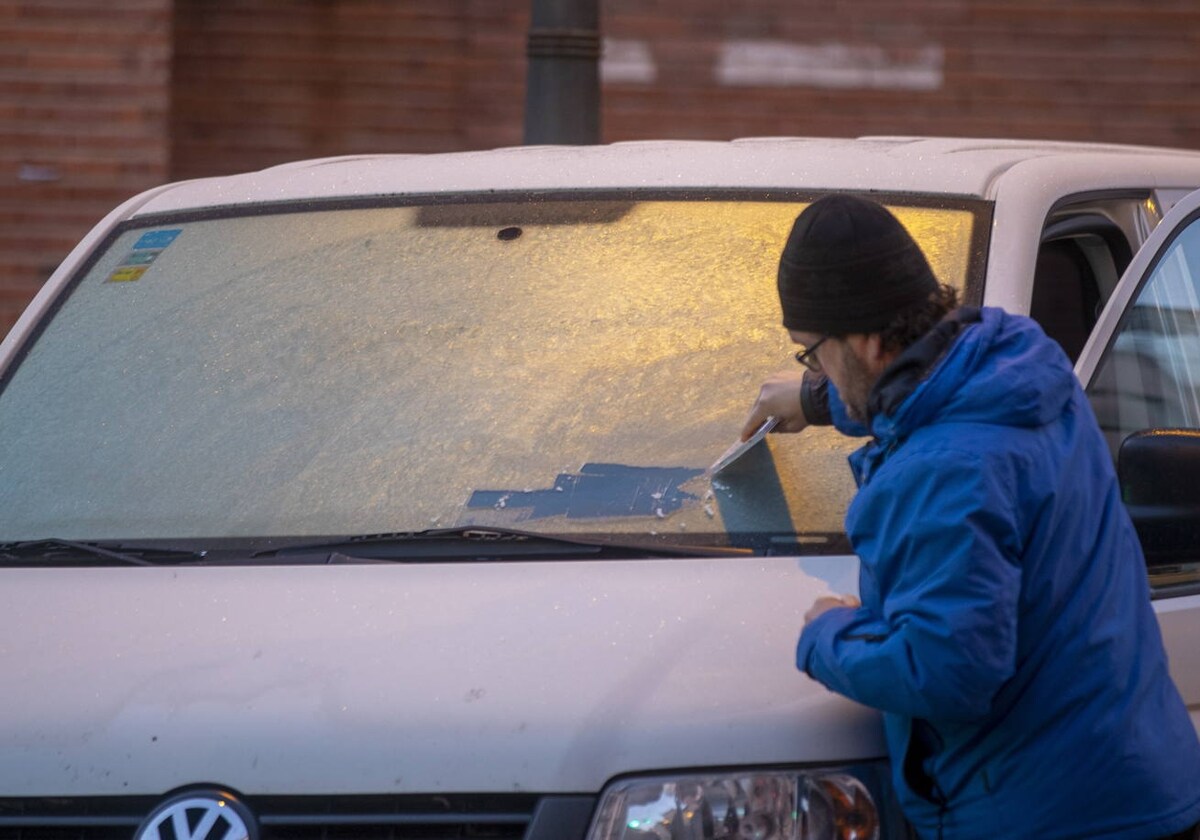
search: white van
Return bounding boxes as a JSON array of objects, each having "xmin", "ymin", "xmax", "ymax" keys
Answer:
[{"xmin": 3, "ymin": 138, "xmax": 1200, "ymax": 840}]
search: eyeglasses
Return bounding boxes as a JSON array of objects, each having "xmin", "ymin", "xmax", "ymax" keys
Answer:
[{"xmin": 794, "ymin": 336, "xmax": 829, "ymax": 373}]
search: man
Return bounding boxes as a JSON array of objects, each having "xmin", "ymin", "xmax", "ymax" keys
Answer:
[{"xmin": 742, "ymin": 194, "xmax": 1200, "ymax": 839}]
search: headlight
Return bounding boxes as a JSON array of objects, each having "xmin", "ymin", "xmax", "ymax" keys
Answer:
[{"xmin": 587, "ymin": 768, "xmax": 881, "ymax": 840}]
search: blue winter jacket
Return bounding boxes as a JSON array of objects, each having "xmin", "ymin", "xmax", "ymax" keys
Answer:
[{"xmin": 796, "ymin": 307, "xmax": 1200, "ymax": 839}]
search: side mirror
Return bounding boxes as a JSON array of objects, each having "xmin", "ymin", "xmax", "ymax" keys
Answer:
[{"xmin": 1118, "ymin": 429, "xmax": 1200, "ymax": 565}]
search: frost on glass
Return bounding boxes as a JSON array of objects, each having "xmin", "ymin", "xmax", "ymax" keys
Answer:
[{"xmin": 0, "ymin": 199, "xmax": 976, "ymax": 543}]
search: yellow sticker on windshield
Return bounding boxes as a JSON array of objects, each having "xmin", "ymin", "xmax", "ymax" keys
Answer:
[{"xmin": 108, "ymin": 266, "xmax": 149, "ymax": 283}]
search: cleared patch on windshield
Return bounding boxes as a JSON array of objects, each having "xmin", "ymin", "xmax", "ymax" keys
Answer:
[{"xmin": 467, "ymin": 463, "xmax": 703, "ymax": 520}]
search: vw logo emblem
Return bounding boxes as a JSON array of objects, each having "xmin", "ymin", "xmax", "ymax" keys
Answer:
[{"xmin": 133, "ymin": 790, "xmax": 257, "ymax": 840}]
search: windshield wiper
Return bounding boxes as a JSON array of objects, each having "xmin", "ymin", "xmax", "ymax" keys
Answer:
[
  {"xmin": 254, "ymin": 526, "xmax": 751, "ymax": 561},
  {"xmin": 0, "ymin": 538, "xmax": 207, "ymax": 567}
]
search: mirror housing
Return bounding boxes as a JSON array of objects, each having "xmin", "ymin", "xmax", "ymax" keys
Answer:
[{"xmin": 1118, "ymin": 429, "xmax": 1200, "ymax": 565}]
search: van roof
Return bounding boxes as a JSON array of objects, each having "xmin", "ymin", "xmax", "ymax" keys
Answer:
[{"xmin": 135, "ymin": 136, "xmax": 1200, "ymax": 215}]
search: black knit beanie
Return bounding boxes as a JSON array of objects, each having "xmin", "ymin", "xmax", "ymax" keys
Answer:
[{"xmin": 777, "ymin": 194, "xmax": 937, "ymax": 334}]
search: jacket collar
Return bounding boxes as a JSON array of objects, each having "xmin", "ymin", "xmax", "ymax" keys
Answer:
[{"xmin": 865, "ymin": 306, "xmax": 982, "ymax": 423}]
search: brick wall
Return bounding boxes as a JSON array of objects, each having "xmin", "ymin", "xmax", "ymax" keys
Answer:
[
  {"xmin": 0, "ymin": 0, "xmax": 171, "ymax": 332},
  {"xmin": 600, "ymin": 1, "xmax": 1200, "ymax": 146},
  {"xmin": 170, "ymin": 0, "xmax": 529, "ymax": 180},
  {"xmin": 4, "ymin": 1, "xmax": 1200, "ymax": 336}
]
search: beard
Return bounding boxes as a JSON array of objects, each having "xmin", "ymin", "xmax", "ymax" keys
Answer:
[{"xmin": 837, "ymin": 346, "xmax": 876, "ymax": 425}]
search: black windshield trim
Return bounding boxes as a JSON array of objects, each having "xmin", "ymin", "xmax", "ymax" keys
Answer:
[{"xmin": 0, "ymin": 530, "xmax": 855, "ymax": 565}]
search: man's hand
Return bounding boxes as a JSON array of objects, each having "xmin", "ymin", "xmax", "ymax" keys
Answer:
[
  {"xmin": 804, "ymin": 594, "xmax": 861, "ymax": 626},
  {"xmin": 740, "ymin": 370, "xmax": 809, "ymax": 441}
]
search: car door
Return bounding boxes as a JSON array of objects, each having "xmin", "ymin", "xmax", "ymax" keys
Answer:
[{"xmin": 1076, "ymin": 187, "xmax": 1200, "ymax": 727}]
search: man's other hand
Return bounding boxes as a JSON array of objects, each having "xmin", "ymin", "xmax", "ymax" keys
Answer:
[{"xmin": 804, "ymin": 594, "xmax": 862, "ymax": 626}]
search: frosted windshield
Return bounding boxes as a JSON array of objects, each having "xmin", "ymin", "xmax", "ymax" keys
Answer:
[{"xmin": 0, "ymin": 197, "xmax": 979, "ymax": 547}]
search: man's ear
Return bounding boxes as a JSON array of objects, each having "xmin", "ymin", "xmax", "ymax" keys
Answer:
[
  {"xmin": 859, "ymin": 332, "xmax": 893, "ymax": 375},
  {"xmin": 864, "ymin": 331, "xmax": 902, "ymax": 374},
  {"xmin": 865, "ymin": 332, "xmax": 884, "ymax": 362}
]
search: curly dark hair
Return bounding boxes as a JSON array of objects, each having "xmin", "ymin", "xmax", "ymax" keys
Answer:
[{"xmin": 874, "ymin": 283, "xmax": 960, "ymax": 354}]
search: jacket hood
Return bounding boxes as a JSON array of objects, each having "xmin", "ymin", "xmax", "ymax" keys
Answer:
[{"xmin": 871, "ymin": 307, "xmax": 1075, "ymax": 445}]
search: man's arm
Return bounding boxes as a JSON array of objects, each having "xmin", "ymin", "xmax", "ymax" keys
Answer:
[{"xmin": 797, "ymin": 450, "xmax": 1023, "ymax": 723}]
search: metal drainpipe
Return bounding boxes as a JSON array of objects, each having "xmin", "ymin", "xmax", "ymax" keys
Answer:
[{"xmin": 523, "ymin": 0, "xmax": 601, "ymax": 145}]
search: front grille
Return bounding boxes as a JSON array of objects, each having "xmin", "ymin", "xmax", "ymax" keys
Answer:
[
  {"xmin": 257, "ymin": 794, "xmax": 538, "ymax": 839},
  {"xmin": 0, "ymin": 794, "xmax": 560, "ymax": 840}
]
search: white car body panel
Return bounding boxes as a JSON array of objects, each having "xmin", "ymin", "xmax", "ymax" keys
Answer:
[
  {"xmin": 1154, "ymin": 595, "xmax": 1200, "ymax": 726},
  {"xmin": 6, "ymin": 558, "xmax": 878, "ymax": 796}
]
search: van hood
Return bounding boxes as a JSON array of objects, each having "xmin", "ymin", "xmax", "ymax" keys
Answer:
[{"xmin": 3, "ymin": 555, "xmax": 881, "ymax": 796}]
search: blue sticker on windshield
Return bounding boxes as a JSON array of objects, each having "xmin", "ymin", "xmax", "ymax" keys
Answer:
[
  {"xmin": 107, "ymin": 229, "xmax": 183, "ymax": 283},
  {"xmin": 468, "ymin": 463, "xmax": 703, "ymax": 520},
  {"xmin": 133, "ymin": 229, "xmax": 182, "ymax": 250}
]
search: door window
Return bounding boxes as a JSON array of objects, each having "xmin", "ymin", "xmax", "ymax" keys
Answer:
[
  {"xmin": 1087, "ymin": 214, "xmax": 1200, "ymax": 456},
  {"xmin": 1033, "ymin": 205, "xmax": 1140, "ymax": 364}
]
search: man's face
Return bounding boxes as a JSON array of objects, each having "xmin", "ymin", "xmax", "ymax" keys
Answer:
[{"xmin": 790, "ymin": 330, "xmax": 876, "ymax": 424}]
